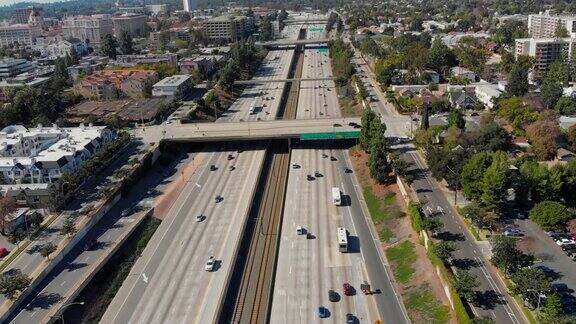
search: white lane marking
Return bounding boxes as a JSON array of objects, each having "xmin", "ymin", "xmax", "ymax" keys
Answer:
[
  {"xmin": 142, "ymin": 273, "xmax": 148, "ymax": 284},
  {"xmin": 60, "ymin": 280, "xmax": 66, "ymax": 287}
]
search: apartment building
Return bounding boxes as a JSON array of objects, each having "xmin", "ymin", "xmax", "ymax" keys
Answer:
[
  {"xmin": 515, "ymin": 38, "xmax": 576, "ymax": 80},
  {"xmin": 201, "ymin": 15, "xmax": 253, "ymax": 43},
  {"xmin": 528, "ymin": 13, "xmax": 576, "ymax": 38},
  {"xmin": 32, "ymin": 39, "xmax": 88, "ymax": 59},
  {"xmin": 74, "ymin": 69, "xmax": 158, "ymax": 99},
  {"xmin": 112, "ymin": 13, "xmax": 148, "ymax": 38},
  {"xmin": 0, "ymin": 123, "xmax": 116, "ymax": 185},
  {"xmin": 152, "ymin": 75, "xmax": 190, "ymax": 97},
  {"xmin": 67, "ymin": 56, "xmax": 109, "ymax": 82},
  {"xmin": 63, "ymin": 15, "xmax": 113, "ymax": 50}
]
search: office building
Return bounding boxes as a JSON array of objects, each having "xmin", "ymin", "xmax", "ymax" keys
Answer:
[
  {"xmin": 62, "ymin": 15, "xmax": 113, "ymax": 50},
  {"xmin": 12, "ymin": 6, "xmax": 41, "ymax": 25},
  {"xmin": 201, "ymin": 15, "xmax": 253, "ymax": 43},
  {"xmin": 528, "ymin": 13, "xmax": 576, "ymax": 38},
  {"xmin": 183, "ymin": 0, "xmax": 195, "ymax": 12},
  {"xmin": 515, "ymin": 37, "xmax": 576, "ymax": 80},
  {"xmin": 112, "ymin": 13, "xmax": 148, "ymax": 38},
  {"xmin": 152, "ymin": 75, "xmax": 190, "ymax": 97},
  {"xmin": 146, "ymin": 4, "xmax": 167, "ymax": 16},
  {"xmin": 0, "ymin": 59, "xmax": 34, "ymax": 79},
  {"xmin": 0, "ymin": 24, "xmax": 38, "ymax": 47}
]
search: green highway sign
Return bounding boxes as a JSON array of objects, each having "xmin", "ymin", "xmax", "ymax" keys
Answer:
[{"xmin": 299, "ymin": 131, "xmax": 361, "ymax": 140}]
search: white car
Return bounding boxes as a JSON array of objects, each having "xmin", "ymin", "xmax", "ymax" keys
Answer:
[
  {"xmin": 205, "ymin": 256, "xmax": 216, "ymax": 271},
  {"xmin": 555, "ymin": 238, "xmax": 576, "ymax": 246}
]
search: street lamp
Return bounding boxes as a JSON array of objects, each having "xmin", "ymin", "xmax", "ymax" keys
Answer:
[
  {"xmin": 59, "ymin": 301, "xmax": 84, "ymax": 324},
  {"xmin": 527, "ymin": 289, "xmax": 543, "ymax": 313},
  {"xmin": 445, "ymin": 165, "xmax": 458, "ymax": 206}
]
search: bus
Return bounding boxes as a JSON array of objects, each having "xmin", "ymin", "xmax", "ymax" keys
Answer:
[
  {"xmin": 337, "ymin": 227, "xmax": 348, "ymax": 252},
  {"xmin": 332, "ymin": 187, "xmax": 341, "ymax": 206}
]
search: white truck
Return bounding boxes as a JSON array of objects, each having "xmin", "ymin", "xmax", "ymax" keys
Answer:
[{"xmin": 332, "ymin": 187, "xmax": 341, "ymax": 206}]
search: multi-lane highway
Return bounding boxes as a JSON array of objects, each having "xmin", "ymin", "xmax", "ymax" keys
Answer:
[
  {"xmin": 270, "ymin": 25, "xmax": 409, "ymax": 323},
  {"xmin": 101, "ymin": 23, "xmax": 304, "ymax": 324}
]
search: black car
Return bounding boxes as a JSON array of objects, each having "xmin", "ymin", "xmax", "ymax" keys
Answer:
[
  {"xmin": 333, "ymin": 123, "xmax": 342, "ymax": 127},
  {"xmin": 346, "ymin": 313, "xmax": 357, "ymax": 324},
  {"xmin": 344, "ymin": 168, "xmax": 353, "ymax": 173},
  {"xmin": 314, "ymin": 171, "xmax": 323, "ymax": 178},
  {"xmin": 210, "ymin": 165, "xmax": 217, "ymax": 171},
  {"xmin": 227, "ymin": 154, "xmax": 234, "ymax": 160},
  {"xmin": 328, "ymin": 289, "xmax": 338, "ymax": 302},
  {"xmin": 307, "ymin": 174, "xmax": 315, "ymax": 181},
  {"xmin": 330, "ymin": 156, "xmax": 337, "ymax": 161},
  {"xmin": 215, "ymin": 195, "xmax": 224, "ymax": 203},
  {"xmin": 348, "ymin": 122, "xmax": 357, "ymax": 127},
  {"xmin": 321, "ymin": 154, "xmax": 328, "ymax": 158}
]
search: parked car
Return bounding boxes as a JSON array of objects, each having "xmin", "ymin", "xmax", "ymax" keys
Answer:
[
  {"xmin": 330, "ymin": 156, "xmax": 337, "ymax": 161},
  {"xmin": 227, "ymin": 154, "xmax": 234, "ymax": 160},
  {"xmin": 205, "ymin": 256, "xmax": 216, "ymax": 271},
  {"xmin": 318, "ymin": 306, "xmax": 329, "ymax": 318},
  {"xmin": 344, "ymin": 168, "xmax": 353, "ymax": 173},
  {"xmin": 328, "ymin": 289, "xmax": 338, "ymax": 302},
  {"xmin": 343, "ymin": 283, "xmax": 353, "ymax": 296},
  {"xmin": 346, "ymin": 313, "xmax": 357, "ymax": 324},
  {"xmin": 556, "ymin": 238, "xmax": 576, "ymax": 246},
  {"xmin": 504, "ymin": 228, "xmax": 524, "ymax": 237},
  {"xmin": 321, "ymin": 154, "xmax": 328, "ymax": 158},
  {"xmin": 292, "ymin": 163, "xmax": 301, "ymax": 169}
]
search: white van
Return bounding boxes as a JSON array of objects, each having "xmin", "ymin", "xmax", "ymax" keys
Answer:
[
  {"xmin": 332, "ymin": 187, "xmax": 342, "ymax": 206},
  {"xmin": 296, "ymin": 226, "xmax": 304, "ymax": 235}
]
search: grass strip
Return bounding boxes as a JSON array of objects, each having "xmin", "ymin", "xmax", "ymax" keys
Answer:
[{"xmin": 386, "ymin": 240, "xmax": 417, "ymax": 283}]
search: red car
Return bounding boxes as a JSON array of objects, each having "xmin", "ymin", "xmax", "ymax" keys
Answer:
[
  {"xmin": 343, "ymin": 283, "xmax": 353, "ymax": 296},
  {"xmin": 0, "ymin": 247, "xmax": 9, "ymax": 258}
]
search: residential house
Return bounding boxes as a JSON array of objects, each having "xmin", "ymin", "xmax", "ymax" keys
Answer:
[
  {"xmin": 451, "ymin": 67, "xmax": 477, "ymax": 83},
  {"xmin": 557, "ymin": 148, "xmax": 575, "ymax": 162},
  {"xmin": 449, "ymin": 89, "xmax": 477, "ymax": 110},
  {"xmin": 475, "ymin": 84, "xmax": 503, "ymax": 109},
  {"xmin": 74, "ymin": 70, "xmax": 158, "ymax": 99}
]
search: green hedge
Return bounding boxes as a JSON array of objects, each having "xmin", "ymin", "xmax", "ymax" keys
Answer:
[
  {"xmin": 408, "ymin": 202, "xmax": 424, "ymax": 232},
  {"xmin": 427, "ymin": 245, "xmax": 472, "ymax": 324}
]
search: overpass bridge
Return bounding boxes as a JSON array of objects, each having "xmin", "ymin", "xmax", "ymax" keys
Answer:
[
  {"xmin": 285, "ymin": 19, "xmax": 329, "ymax": 24},
  {"xmin": 140, "ymin": 118, "xmax": 361, "ymax": 143},
  {"xmin": 256, "ymin": 38, "xmax": 331, "ymax": 47},
  {"xmin": 234, "ymin": 77, "xmax": 335, "ymax": 85}
]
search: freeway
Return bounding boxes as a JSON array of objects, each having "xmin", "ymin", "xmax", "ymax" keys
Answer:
[
  {"xmin": 351, "ymin": 44, "xmax": 527, "ymax": 323},
  {"xmin": 270, "ymin": 25, "xmax": 409, "ymax": 323},
  {"xmin": 101, "ymin": 24, "xmax": 303, "ymax": 323}
]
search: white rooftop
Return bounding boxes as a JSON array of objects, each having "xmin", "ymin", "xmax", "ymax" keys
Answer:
[{"xmin": 153, "ymin": 75, "xmax": 191, "ymax": 88}]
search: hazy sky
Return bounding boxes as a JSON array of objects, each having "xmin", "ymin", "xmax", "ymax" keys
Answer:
[{"xmin": 1, "ymin": 0, "xmax": 69, "ymax": 6}]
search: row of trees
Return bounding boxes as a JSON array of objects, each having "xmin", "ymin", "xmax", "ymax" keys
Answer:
[
  {"xmin": 329, "ymin": 38, "xmax": 355, "ymax": 88},
  {"xmin": 218, "ymin": 40, "xmax": 264, "ymax": 91},
  {"xmin": 100, "ymin": 31, "xmax": 135, "ymax": 59},
  {"xmin": 360, "ymin": 108, "xmax": 391, "ymax": 182}
]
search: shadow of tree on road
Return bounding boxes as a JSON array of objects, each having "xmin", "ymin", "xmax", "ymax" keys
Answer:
[
  {"xmin": 473, "ymin": 290, "xmax": 504, "ymax": 310},
  {"xmin": 25, "ymin": 292, "xmax": 63, "ymax": 310}
]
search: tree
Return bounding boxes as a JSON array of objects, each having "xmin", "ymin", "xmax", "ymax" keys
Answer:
[
  {"xmin": 390, "ymin": 153, "xmax": 413, "ymax": 183},
  {"xmin": 369, "ymin": 116, "xmax": 386, "ymax": 149},
  {"xmin": 448, "ymin": 109, "xmax": 465, "ymax": 129},
  {"xmin": 454, "ymin": 271, "xmax": 479, "ymax": 302},
  {"xmin": 29, "ymin": 212, "xmax": 43, "ymax": 228},
  {"xmin": 0, "ymin": 197, "xmax": 17, "ymax": 234},
  {"xmin": 506, "ymin": 64, "xmax": 529, "ymax": 96},
  {"xmin": 568, "ymin": 125, "xmax": 576, "ymax": 153},
  {"xmin": 555, "ymin": 96, "xmax": 576, "ymax": 115},
  {"xmin": 421, "ymin": 105, "xmax": 429, "ymax": 130},
  {"xmin": 529, "ymin": 201, "xmax": 574, "ymax": 231},
  {"xmin": 61, "ymin": 217, "xmax": 76, "ymax": 236},
  {"xmin": 554, "ymin": 24, "xmax": 569, "ymax": 38},
  {"xmin": 422, "ymin": 217, "xmax": 443, "ymax": 234},
  {"xmin": 461, "ymin": 152, "xmax": 493, "ymax": 201},
  {"xmin": 259, "ymin": 16, "xmax": 273, "ymax": 41},
  {"xmin": 541, "ymin": 79, "xmax": 563, "ymax": 109},
  {"xmin": 119, "ymin": 30, "xmax": 134, "ymax": 55},
  {"xmin": 427, "ymin": 37, "xmax": 456, "ymax": 75},
  {"xmin": 481, "ymin": 151, "xmax": 509, "ymax": 211},
  {"xmin": 40, "ymin": 242, "xmax": 57, "ymax": 260},
  {"xmin": 369, "ymin": 131, "xmax": 391, "ymax": 183},
  {"xmin": 101, "ymin": 34, "xmax": 118, "ymax": 59},
  {"xmin": 491, "ymin": 235, "xmax": 534, "ymax": 276},
  {"xmin": 493, "ymin": 20, "xmax": 528, "ymax": 46},
  {"xmin": 511, "ymin": 267, "xmax": 551, "ymax": 310},
  {"xmin": 0, "ymin": 270, "xmax": 30, "ymax": 300},
  {"xmin": 432, "ymin": 241, "xmax": 458, "ymax": 263},
  {"xmin": 474, "ymin": 122, "xmax": 511, "ymax": 152},
  {"xmin": 526, "ymin": 120, "xmax": 559, "ymax": 161},
  {"xmin": 540, "ymin": 293, "xmax": 563, "ymax": 322},
  {"xmin": 472, "ymin": 316, "xmax": 495, "ymax": 324},
  {"xmin": 360, "ymin": 108, "xmax": 376, "ymax": 150}
]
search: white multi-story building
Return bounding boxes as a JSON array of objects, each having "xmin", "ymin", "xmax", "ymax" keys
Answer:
[
  {"xmin": 33, "ymin": 39, "xmax": 88, "ymax": 59},
  {"xmin": 183, "ymin": 0, "xmax": 195, "ymax": 12},
  {"xmin": 515, "ymin": 37, "xmax": 576, "ymax": 80},
  {"xmin": 528, "ymin": 13, "xmax": 576, "ymax": 38},
  {"xmin": 112, "ymin": 13, "xmax": 148, "ymax": 38},
  {"xmin": 0, "ymin": 24, "xmax": 40, "ymax": 47},
  {"xmin": 0, "ymin": 124, "xmax": 116, "ymax": 184},
  {"xmin": 62, "ymin": 15, "xmax": 113, "ymax": 50},
  {"xmin": 201, "ymin": 15, "xmax": 253, "ymax": 43}
]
